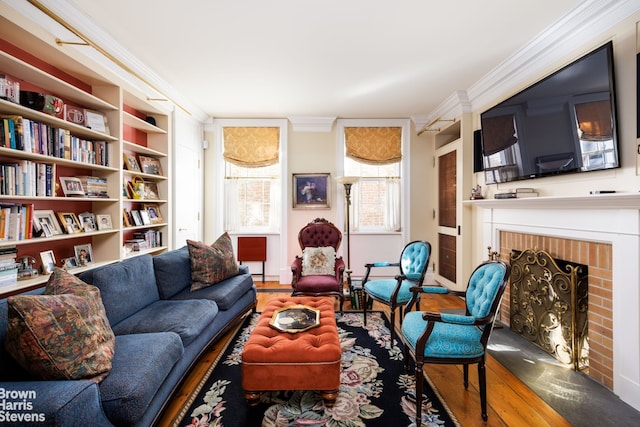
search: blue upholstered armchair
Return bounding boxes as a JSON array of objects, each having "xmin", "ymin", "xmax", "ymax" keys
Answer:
[
  {"xmin": 362, "ymin": 240, "xmax": 431, "ymax": 343},
  {"xmin": 401, "ymin": 259, "xmax": 511, "ymax": 424}
]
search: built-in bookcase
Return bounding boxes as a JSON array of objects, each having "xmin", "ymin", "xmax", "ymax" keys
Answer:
[{"xmin": 0, "ymin": 42, "xmax": 172, "ymax": 296}]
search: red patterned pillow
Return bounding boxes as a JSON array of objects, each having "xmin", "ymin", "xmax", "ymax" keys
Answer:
[
  {"xmin": 188, "ymin": 232, "xmax": 239, "ymax": 291},
  {"xmin": 4, "ymin": 268, "xmax": 115, "ymax": 382}
]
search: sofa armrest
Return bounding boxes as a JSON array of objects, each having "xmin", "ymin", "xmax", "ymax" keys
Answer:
[{"xmin": 0, "ymin": 380, "xmax": 112, "ymax": 426}]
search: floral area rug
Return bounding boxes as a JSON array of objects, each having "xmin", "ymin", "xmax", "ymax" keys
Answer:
[{"xmin": 172, "ymin": 311, "xmax": 459, "ymax": 427}]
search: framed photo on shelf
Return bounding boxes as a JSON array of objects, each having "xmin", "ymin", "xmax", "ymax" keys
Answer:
[
  {"xmin": 63, "ymin": 257, "xmax": 78, "ymax": 270},
  {"xmin": 123, "ymin": 153, "xmax": 141, "ymax": 172},
  {"xmin": 143, "ymin": 182, "xmax": 160, "ymax": 200},
  {"xmin": 131, "ymin": 210, "xmax": 143, "ymax": 226},
  {"xmin": 57, "ymin": 212, "xmax": 82, "ymax": 234},
  {"xmin": 74, "ymin": 244, "xmax": 93, "ymax": 266},
  {"xmin": 138, "ymin": 156, "xmax": 163, "ymax": 175},
  {"xmin": 32, "ymin": 210, "xmax": 63, "ymax": 236},
  {"xmin": 84, "ymin": 109, "xmax": 109, "ymax": 133},
  {"xmin": 292, "ymin": 173, "xmax": 331, "ymax": 209},
  {"xmin": 97, "ymin": 214, "xmax": 113, "ymax": 230},
  {"xmin": 59, "ymin": 177, "xmax": 85, "ymax": 197},
  {"xmin": 143, "ymin": 204, "xmax": 163, "ymax": 224},
  {"xmin": 139, "ymin": 209, "xmax": 151, "ymax": 225},
  {"xmin": 40, "ymin": 250, "xmax": 56, "ymax": 274},
  {"xmin": 122, "ymin": 209, "xmax": 132, "ymax": 227},
  {"xmin": 77, "ymin": 212, "xmax": 97, "ymax": 232}
]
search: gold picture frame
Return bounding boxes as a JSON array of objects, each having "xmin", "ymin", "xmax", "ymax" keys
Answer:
[
  {"xmin": 56, "ymin": 212, "xmax": 82, "ymax": 234},
  {"xmin": 143, "ymin": 204, "xmax": 163, "ymax": 224},
  {"xmin": 292, "ymin": 173, "xmax": 330, "ymax": 209},
  {"xmin": 123, "ymin": 153, "xmax": 141, "ymax": 172}
]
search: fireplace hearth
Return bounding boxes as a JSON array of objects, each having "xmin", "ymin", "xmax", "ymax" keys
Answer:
[{"xmin": 509, "ymin": 248, "xmax": 588, "ymax": 370}]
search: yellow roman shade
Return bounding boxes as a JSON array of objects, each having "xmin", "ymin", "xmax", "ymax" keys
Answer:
[
  {"xmin": 223, "ymin": 127, "xmax": 280, "ymax": 167},
  {"xmin": 345, "ymin": 127, "xmax": 402, "ymax": 165}
]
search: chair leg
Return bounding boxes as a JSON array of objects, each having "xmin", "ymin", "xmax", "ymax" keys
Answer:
[
  {"xmin": 363, "ymin": 293, "xmax": 368, "ymax": 326},
  {"xmin": 463, "ymin": 364, "xmax": 469, "ymax": 389},
  {"xmin": 415, "ymin": 360, "xmax": 424, "ymax": 425},
  {"xmin": 389, "ymin": 307, "xmax": 396, "ymax": 344},
  {"xmin": 479, "ymin": 358, "xmax": 488, "ymax": 421}
]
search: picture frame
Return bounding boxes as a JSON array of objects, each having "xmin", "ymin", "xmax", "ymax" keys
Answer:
[
  {"xmin": 77, "ymin": 212, "xmax": 97, "ymax": 232},
  {"xmin": 143, "ymin": 204, "xmax": 163, "ymax": 224},
  {"xmin": 74, "ymin": 244, "xmax": 93, "ymax": 266},
  {"xmin": 63, "ymin": 257, "xmax": 78, "ymax": 270},
  {"xmin": 131, "ymin": 210, "xmax": 143, "ymax": 226},
  {"xmin": 40, "ymin": 250, "xmax": 56, "ymax": 274},
  {"xmin": 143, "ymin": 182, "xmax": 160, "ymax": 200},
  {"xmin": 122, "ymin": 209, "xmax": 133, "ymax": 227},
  {"xmin": 96, "ymin": 214, "xmax": 113, "ymax": 230},
  {"xmin": 292, "ymin": 173, "xmax": 330, "ymax": 209},
  {"xmin": 138, "ymin": 155, "xmax": 163, "ymax": 175},
  {"xmin": 32, "ymin": 209, "xmax": 63, "ymax": 236},
  {"xmin": 56, "ymin": 212, "xmax": 82, "ymax": 234},
  {"xmin": 123, "ymin": 153, "xmax": 141, "ymax": 172},
  {"xmin": 59, "ymin": 177, "xmax": 85, "ymax": 197},
  {"xmin": 84, "ymin": 109, "xmax": 109, "ymax": 133},
  {"xmin": 139, "ymin": 209, "xmax": 151, "ymax": 225}
]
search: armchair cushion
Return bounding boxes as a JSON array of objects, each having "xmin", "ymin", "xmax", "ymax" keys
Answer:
[
  {"xmin": 301, "ymin": 246, "xmax": 336, "ymax": 276},
  {"xmin": 364, "ymin": 278, "xmax": 414, "ymax": 304},
  {"xmin": 402, "ymin": 311, "xmax": 484, "ymax": 358}
]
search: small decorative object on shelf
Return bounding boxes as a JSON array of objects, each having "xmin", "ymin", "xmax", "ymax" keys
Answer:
[
  {"xmin": 470, "ymin": 185, "xmax": 484, "ymax": 200},
  {"xmin": 57, "ymin": 212, "xmax": 82, "ymax": 234},
  {"xmin": 83, "ymin": 109, "xmax": 109, "ymax": 133},
  {"xmin": 123, "ymin": 153, "xmax": 142, "ymax": 172},
  {"xmin": 74, "ymin": 243, "xmax": 93, "ymax": 266},
  {"xmin": 0, "ymin": 74, "xmax": 20, "ymax": 103},
  {"xmin": 39, "ymin": 250, "xmax": 56, "ymax": 274},
  {"xmin": 59, "ymin": 177, "xmax": 85, "ymax": 197},
  {"xmin": 96, "ymin": 214, "xmax": 112, "ymax": 230},
  {"xmin": 138, "ymin": 155, "xmax": 163, "ymax": 175},
  {"xmin": 19, "ymin": 91, "xmax": 63, "ymax": 117},
  {"xmin": 77, "ymin": 212, "xmax": 97, "ymax": 232},
  {"xmin": 143, "ymin": 204, "xmax": 162, "ymax": 224}
]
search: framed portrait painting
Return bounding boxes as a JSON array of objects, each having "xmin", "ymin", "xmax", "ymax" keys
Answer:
[{"xmin": 292, "ymin": 173, "xmax": 330, "ymax": 209}]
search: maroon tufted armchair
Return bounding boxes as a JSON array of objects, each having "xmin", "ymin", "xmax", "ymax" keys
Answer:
[{"xmin": 291, "ymin": 218, "xmax": 346, "ymax": 312}]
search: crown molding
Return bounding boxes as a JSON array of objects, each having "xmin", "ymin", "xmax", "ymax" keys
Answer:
[
  {"xmin": 466, "ymin": 0, "xmax": 640, "ymax": 113},
  {"xmin": 413, "ymin": 90, "xmax": 471, "ymax": 134},
  {"xmin": 288, "ymin": 116, "xmax": 336, "ymax": 132}
]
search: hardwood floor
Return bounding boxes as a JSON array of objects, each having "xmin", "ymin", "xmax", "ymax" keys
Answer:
[{"xmin": 157, "ymin": 282, "xmax": 570, "ymax": 427}]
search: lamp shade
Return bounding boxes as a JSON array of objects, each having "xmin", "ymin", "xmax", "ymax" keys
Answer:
[{"xmin": 335, "ymin": 176, "xmax": 360, "ymax": 185}]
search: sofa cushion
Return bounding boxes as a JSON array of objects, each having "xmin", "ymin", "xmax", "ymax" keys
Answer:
[
  {"xmin": 109, "ymin": 299, "xmax": 219, "ymax": 346},
  {"xmin": 188, "ymin": 233, "xmax": 239, "ymax": 291},
  {"xmin": 99, "ymin": 332, "xmax": 183, "ymax": 426},
  {"xmin": 79, "ymin": 255, "xmax": 160, "ymax": 327},
  {"xmin": 301, "ymin": 246, "xmax": 336, "ymax": 276},
  {"xmin": 4, "ymin": 269, "xmax": 115, "ymax": 382},
  {"xmin": 171, "ymin": 270, "xmax": 255, "ymax": 310},
  {"xmin": 153, "ymin": 246, "xmax": 191, "ymax": 299}
]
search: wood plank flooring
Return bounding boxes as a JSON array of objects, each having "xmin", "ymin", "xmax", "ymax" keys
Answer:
[{"xmin": 157, "ymin": 282, "xmax": 570, "ymax": 427}]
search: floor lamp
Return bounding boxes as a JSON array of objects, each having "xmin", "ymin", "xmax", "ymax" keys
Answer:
[{"xmin": 336, "ymin": 176, "xmax": 359, "ymax": 288}]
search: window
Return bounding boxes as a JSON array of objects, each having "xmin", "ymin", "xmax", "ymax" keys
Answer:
[
  {"xmin": 338, "ymin": 121, "xmax": 408, "ymax": 233},
  {"xmin": 216, "ymin": 121, "xmax": 286, "ymax": 233}
]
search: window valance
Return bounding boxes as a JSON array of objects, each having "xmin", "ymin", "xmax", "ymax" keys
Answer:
[
  {"xmin": 575, "ymin": 100, "xmax": 613, "ymax": 140},
  {"xmin": 345, "ymin": 127, "xmax": 402, "ymax": 165}
]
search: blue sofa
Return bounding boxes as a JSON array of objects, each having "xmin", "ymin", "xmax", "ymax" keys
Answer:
[{"xmin": 0, "ymin": 246, "xmax": 257, "ymax": 426}]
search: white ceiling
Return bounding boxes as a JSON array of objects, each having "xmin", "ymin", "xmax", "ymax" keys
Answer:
[{"xmin": 19, "ymin": 1, "xmax": 596, "ymax": 120}]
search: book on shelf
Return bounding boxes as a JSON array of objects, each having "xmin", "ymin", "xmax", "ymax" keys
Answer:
[{"xmin": 494, "ymin": 191, "xmax": 539, "ymax": 199}]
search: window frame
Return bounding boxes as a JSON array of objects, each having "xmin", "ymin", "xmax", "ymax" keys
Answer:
[{"xmin": 336, "ymin": 118, "xmax": 410, "ymax": 239}]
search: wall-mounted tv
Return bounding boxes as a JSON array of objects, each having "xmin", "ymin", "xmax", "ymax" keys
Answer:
[{"xmin": 480, "ymin": 41, "xmax": 619, "ymax": 184}]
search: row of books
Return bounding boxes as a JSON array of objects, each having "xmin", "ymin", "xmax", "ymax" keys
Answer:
[
  {"xmin": 125, "ymin": 230, "xmax": 163, "ymax": 253},
  {"xmin": 0, "ymin": 246, "xmax": 18, "ymax": 287},
  {"xmin": 0, "ymin": 115, "xmax": 110, "ymax": 166},
  {"xmin": 0, "ymin": 203, "xmax": 33, "ymax": 241},
  {"xmin": 0, "ymin": 161, "xmax": 55, "ymax": 197}
]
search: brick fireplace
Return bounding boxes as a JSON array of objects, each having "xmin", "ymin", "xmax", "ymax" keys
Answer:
[
  {"xmin": 498, "ymin": 232, "xmax": 612, "ymax": 387},
  {"xmin": 471, "ymin": 193, "xmax": 640, "ymax": 412}
]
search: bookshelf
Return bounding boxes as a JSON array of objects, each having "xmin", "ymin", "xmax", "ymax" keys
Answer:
[{"xmin": 0, "ymin": 40, "xmax": 172, "ymax": 296}]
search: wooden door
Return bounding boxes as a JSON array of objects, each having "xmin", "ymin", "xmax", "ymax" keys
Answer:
[{"xmin": 438, "ymin": 149, "xmax": 457, "ymax": 283}]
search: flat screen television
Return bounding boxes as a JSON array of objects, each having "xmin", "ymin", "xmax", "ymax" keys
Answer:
[{"xmin": 480, "ymin": 41, "xmax": 619, "ymax": 184}]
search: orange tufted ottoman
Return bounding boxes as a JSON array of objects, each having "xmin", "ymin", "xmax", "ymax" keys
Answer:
[{"xmin": 241, "ymin": 296, "xmax": 341, "ymax": 407}]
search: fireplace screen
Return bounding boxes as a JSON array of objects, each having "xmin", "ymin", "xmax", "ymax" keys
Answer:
[{"xmin": 509, "ymin": 248, "xmax": 588, "ymax": 370}]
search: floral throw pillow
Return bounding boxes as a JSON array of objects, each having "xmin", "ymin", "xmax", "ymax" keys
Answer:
[
  {"xmin": 301, "ymin": 246, "xmax": 336, "ymax": 276},
  {"xmin": 188, "ymin": 232, "xmax": 240, "ymax": 291},
  {"xmin": 4, "ymin": 268, "xmax": 115, "ymax": 382}
]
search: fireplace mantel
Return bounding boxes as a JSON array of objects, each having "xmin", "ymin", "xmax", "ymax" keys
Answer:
[
  {"xmin": 463, "ymin": 192, "xmax": 640, "ymax": 209},
  {"xmin": 471, "ymin": 196, "xmax": 640, "ymax": 412}
]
